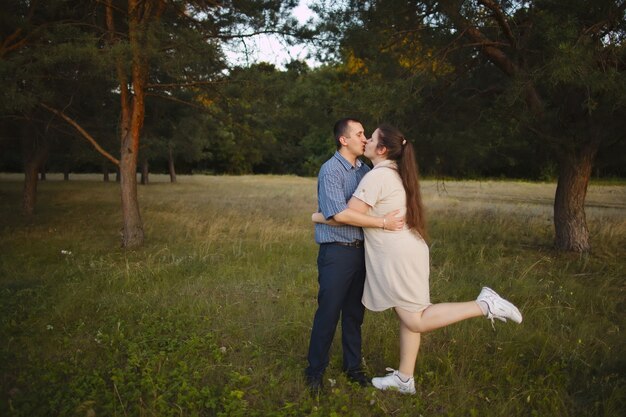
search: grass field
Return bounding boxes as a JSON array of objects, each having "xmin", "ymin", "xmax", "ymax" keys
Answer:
[{"xmin": 0, "ymin": 174, "xmax": 624, "ymax": 416}]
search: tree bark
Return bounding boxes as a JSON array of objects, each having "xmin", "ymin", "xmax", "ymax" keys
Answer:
[
  {"xmin": 111, "ymin": 0, "xmax": 166, "ymax": 248},
  {"xmin": 120, "ymin": 130, "xmax": 144, "ymax": 248},
  {"xmin": 117, "ymin": 0, "xmax": 150, "ymax": 248},
  {"xmin": 168, "ymin": 146, "xmax": 177, "ymax": 183},
  {"xmin": 553, "ymin": 142, "xmax": 598, "ymax": 252},
  {"xmin": 107, "ymin": 0, "xmax": 166, "ymax": 248},
  {"xmin": 21, "ymin": 125, "xmax": 48, "ymax": 215}
]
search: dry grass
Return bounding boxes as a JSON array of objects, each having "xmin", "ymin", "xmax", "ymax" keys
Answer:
[{"xmin": 0, "ymin": 174, "xmax": 624, "ymax": 417}]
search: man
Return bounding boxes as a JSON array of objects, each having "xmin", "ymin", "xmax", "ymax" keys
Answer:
[{"xmin": 305, "ymin": 118, "xmax": 402, "ymax": 393}]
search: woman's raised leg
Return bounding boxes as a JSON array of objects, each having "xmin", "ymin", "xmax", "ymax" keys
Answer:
[{"xmin": 396, "ymin": 302, "xmax": 483, "ymax": 334}]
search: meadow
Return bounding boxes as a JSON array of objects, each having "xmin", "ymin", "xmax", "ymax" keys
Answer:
[{"xmin": 0, "ymin": 174, "xmax": 624, "ymax": 417}]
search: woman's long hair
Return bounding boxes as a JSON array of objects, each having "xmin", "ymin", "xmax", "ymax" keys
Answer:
[{"xmin": 376, "ymin": 124, "xmax": 428, "ymax": 241}]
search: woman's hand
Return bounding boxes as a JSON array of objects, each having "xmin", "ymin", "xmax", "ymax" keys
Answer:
[{"xmin": 383, "ymin": 209, "xmax": 404, "ymax": 231}]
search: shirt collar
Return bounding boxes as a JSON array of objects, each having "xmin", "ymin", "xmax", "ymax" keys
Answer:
[
  {"xmin": 333, "ymin": 151, "xmax": 363, "ymax": 171},
  {"xmin": 373, "ymin": 159, "xmax": 396, "ymax": 170}
]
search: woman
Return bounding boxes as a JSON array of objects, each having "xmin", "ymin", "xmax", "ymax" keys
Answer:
[{"xmin": 312, "ymin": 124, "xmax": 522, "ymax": 394}]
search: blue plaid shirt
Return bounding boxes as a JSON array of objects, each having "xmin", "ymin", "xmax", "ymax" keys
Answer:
[{"xmin": 315, "ymin": 151, "xmax": 370, "ymax": 244}]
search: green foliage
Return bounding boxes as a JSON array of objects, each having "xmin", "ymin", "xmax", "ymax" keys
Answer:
[
  {"xmin": 306, "ymin": 0, "xmax": 626, "ymax": 178},
  {"xmin": 0, "ymin": 1, "xmax": 111, "ymax": 114},
  {"xmin": 0, "ymin": 175, "xmax": 624, "ymax": 416},
  {"xmin": 0, "ymin": 0, "xmax": 302, "ymax": 175},
  {"xmin": 1, "ymin": 0, "xmax": 624, "ymax": 178}
]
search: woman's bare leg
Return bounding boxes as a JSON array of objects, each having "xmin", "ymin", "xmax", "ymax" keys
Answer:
[
  {"xmin": 383, "ymin": 291, "xmax": 521, "ymax": 384},
  {"xmin": 398, "ymin": 320, "xmax": 421, "ymax": 377},
  {"xmin": 393, "ymin": 302, "xmax": 482, "ymax": 375},
  {"xmin": 395, "ymin": 302, "xmax": 483, "ymax": 334},
  {"xmin": 419, "ymin": 301, "xmax": 484, "ymax": 331}
]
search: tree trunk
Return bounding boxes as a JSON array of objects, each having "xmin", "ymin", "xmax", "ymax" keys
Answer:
[
  {"xmin": 140, "ymin": 158, "xmax": 149, "ymax": 185},
  {"xmin": 120, "ymin": 130, "xmax": 144, "ymax": 248},
  {"xmin": 553, "ymin": 142, "xmax": 599, "ymax": 252},
  {"xmin": 103, "ymin": 161, "xmax": 110, "ymax": 182},
  {"xmin": 439, "ymin": 2, "xmax": 603, "ymax": 253},
  {"xmin": 63, "ymin": 165, "xmax": 70, "ymax": 181},
  {"xmin": 168, "ymin": 146, "xmax": 177, "ymax": 183},
  {"xmin": 107, "ymin": 0, "xmax": 164, "ymax": 248},
  {"xmin": 21, "ymin": 125, "xmax": 47, "ymax": 215}
]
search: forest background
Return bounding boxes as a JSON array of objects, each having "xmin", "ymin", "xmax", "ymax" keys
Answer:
[
  {"xmin": 2, "ymin": 0, "xmax": 625, "ymax": 177},
  {"xmin": 1, "ymin": 0, "xmax": 625, "ymax": 251}
]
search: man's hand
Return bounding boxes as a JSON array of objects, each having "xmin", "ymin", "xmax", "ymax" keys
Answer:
[{"xmin": 312, "ymin": 212, "xmax": 341, "ymax": 226}]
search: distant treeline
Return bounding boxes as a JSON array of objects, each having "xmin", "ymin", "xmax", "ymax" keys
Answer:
[
  {"xmin": 1, "ymin": 0, "xmax": 624, "ymax": 180},
  {"xmin": 1, "ymin": 61, "xmax": 623, "ymax": 180}
]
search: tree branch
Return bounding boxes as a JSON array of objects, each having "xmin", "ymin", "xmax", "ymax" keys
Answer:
[
  {"xmin": 213, "ymin": 29, "xmax": 305, "ymax": 41},
  {"xmin": 146, "ymin": 79, "xmax": 234, "ymax": 89},
  {"xmin": 39, "ymin": 103, "xmax": 120, "ymax": 166},
  {"xmin": 583, "ymin": 1, "xmax": 626, "ymax": 38},
  {"xmin": 477, "ymin": 0, "xmax": 517, "ymax": 49},
  {"xmin": 1, "ymin": 0, "xmax": 42, "ymax": 58},
  {"xmin": 438, "ymin": 0, "xmax": 544, "ymax": 116},
  {"xmin": 146, "ymin": 92, "xmax": 210, "ymax": 112}
]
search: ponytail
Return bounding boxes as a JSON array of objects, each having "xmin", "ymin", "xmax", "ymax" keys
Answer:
[{"xmin": 376, "ymin": 124, "xmax": 428, "ymax": 241}]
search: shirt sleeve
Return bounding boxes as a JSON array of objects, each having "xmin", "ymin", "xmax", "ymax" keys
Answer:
[
  {"xmin": 353, "ymin": 170, "xmax": 383, "ymax": 207},
  {"xmin": 318, "ymin": 170, "xmax": 348, "ymax": 219}
]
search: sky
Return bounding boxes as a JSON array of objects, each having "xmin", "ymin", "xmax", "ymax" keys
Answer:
[{"xmin": 223, "ymin": 1, "xmax": 319, "ymax": 69}]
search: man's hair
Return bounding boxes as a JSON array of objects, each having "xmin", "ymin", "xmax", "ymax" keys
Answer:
[{"xmin": 333, "ymin": 118, "xmax": 362, "ymax": 149}]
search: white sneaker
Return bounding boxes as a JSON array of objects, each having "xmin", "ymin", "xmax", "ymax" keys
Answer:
[
  {"xmin": 371, "ymin": 368, "xmax": 416, "ymax": 395},
  {"xmin": 477, "ymin": 287, "xmax": 523, "ymax": 325}
]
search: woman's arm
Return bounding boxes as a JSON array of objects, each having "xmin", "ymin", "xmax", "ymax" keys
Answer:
[{"xmin": 312, "ymin": 197, "xmax": 404, "ymax": 230}]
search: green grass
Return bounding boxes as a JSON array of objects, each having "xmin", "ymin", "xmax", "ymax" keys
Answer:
[{"xmin": 1, "ymin": 175, "xmax": 624, "ymax": 416}]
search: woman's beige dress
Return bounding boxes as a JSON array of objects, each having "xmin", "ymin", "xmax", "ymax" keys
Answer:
[{"xmin": 353, "ymin": 159, "xmax": 431, "ymax": 313}]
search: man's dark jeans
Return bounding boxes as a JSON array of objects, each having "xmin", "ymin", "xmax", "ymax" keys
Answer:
[{"xmin": 305, "ymin": 243, "xmax": 366, "ymax": 379}]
